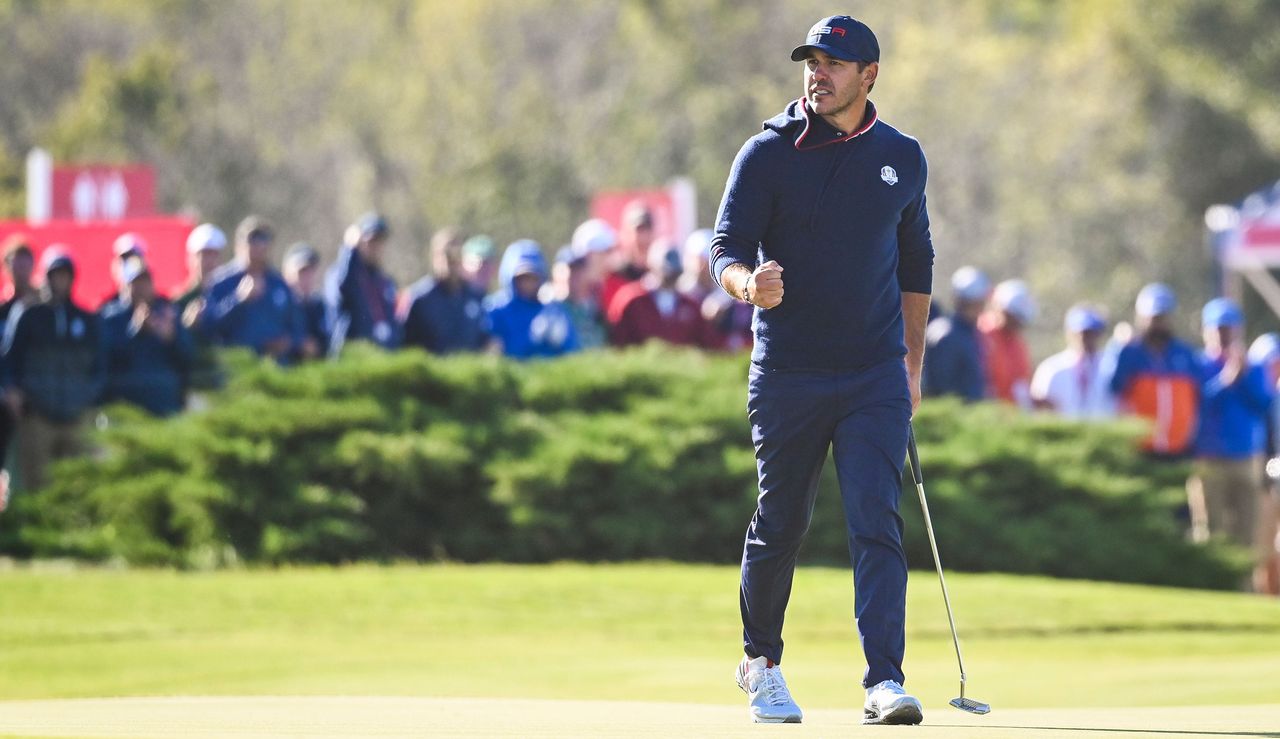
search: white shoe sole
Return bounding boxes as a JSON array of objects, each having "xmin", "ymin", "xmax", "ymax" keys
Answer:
[
  {"xmin": 737, "ymin": 677, "xmax": 802, "ymax": 724},
  {"xmin": 863, "ymin": 702, "xmax": 923, "ymax": 725}
]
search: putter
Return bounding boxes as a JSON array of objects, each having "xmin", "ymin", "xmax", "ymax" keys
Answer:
[{"xmin": 906, "ymin": 424, "xmax": 991, "ymax": 716}]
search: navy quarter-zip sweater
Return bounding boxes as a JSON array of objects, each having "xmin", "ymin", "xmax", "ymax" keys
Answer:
[{"xmin": 710, "ymin": 99, "xmax": 934, "ymax": 372}]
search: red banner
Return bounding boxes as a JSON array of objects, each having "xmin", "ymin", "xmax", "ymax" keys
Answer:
[
  {"xmin": 51, "ymin": 165, "xmax": 156, "ymax": 221},
  {"xmin": 0, "ymin": 217, "xmax": 195, "ymax": 310}
]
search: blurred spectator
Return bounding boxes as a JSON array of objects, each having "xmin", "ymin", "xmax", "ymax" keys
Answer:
[
  {"xmin": 175, "ymin": 223, "xmax": 228, "ymax": 393},
  {"xmin": 1030, "ymin": 304, "xmax": 1115, "ymax": 419},
  {"xmin": 1186, "ymin": 298, "xmax": 1272, "ymax": 590},
  {"xmin": 1105, "ymin": 283, "xmax": 1199, "ymax": 458},
  {"xmin": 400, "ymin": 228, "xmax": 491, "ymax": 355},
  {"xmin": 601, "ymin": 200, "xmax": 654, "ymax": 315},
  {"xmin": 923, "ymin": 266, "xmax": 990, "ymax": 401},
  {"xmin": 608, "ymin": 240, "xmax": 716, "ymax": 348},
  {"xmin": 676, "ymin": 228, "xmax": 716, "ymax": 303},
  {"xmin": 681, "ymin": 228, "xmax": 751, "ymax": 352},
  {"xmin": 1, "ymin": 247, "xmax": 103, "ymax": 492},
  {"xmin": 1248, "ymin": 332, "xmax": 1280, "ymax": 595},
  {"xmin": 175, "ymin": 223, "xmax": 228, "ymax": 325},
  {"xmin": 102, "ymin": 232, "xmax": 149, "ymax": 310},
  {"xmin": 486, "ymin": 240, "xmax": 578, "ymax": 359},
  {"xmin": 0, "ymin": 237, "xmax": 38, "ymax": 508},
  {"xmin": 979, "ymin": 279, "xmax": 1036, "ymax": 408},
  {"xmin": 461, "ymin": 234, "xmax": 498, "ymax": 295},
  {"xmin": 326, "ymin": 212, "xmax": 399, "ymax": 351},
  {"xmin": 99, "ymin": 257, "xmax": 193, "ymax": 417},
  {"xmin": 570, "ymin": 218, "xmax": 617, "ymax": 297},
  {"xmin": 546, "ymin": 246, "xmax": 606, "ymax": 350},
  {"xmin": 204, "ymin": 216, "xmax": 301, "ymax": 362},
  {"xmin": 283, "ymin": 242, "xmax": 329, "ymax": 361}
]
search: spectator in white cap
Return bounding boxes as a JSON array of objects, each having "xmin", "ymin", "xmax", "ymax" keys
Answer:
[
  {"xmin": 1248, "ymin": 332, "xmax": 1280, "ymax": 595},
  {"xmin": 1030, "ymin": 304, "xmax": 1114, "ymax": 419},
  {"xmin": 175, "ymin": 223, "xmax": 228, "ymax": 329},
  {"xmin": 570, "ymin": 218, "xmax": 617, "ymax": 296},
  {"xmin": 979, "ymin": 278, "xmax": 1037, "ymax": 408},
  {"xmin": 1103, "ymin": 282, "xmax": 1200, "ymax": 458},
  {"xmin": 923, "ymin": 266, "xmax": 990, "ymax": 401}
]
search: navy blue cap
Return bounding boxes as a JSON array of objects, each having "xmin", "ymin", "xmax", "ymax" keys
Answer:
[
  {"xmin": 791, "ymin": 15, "xmax": 879, "ymax": 63},
  {"xmin": 356, "ymin": 212, "xmax": 389, "ymax": 240}
]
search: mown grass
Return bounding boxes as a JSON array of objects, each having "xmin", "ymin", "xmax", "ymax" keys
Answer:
[{"xmin": 1, "ymin": 563, "xmax": 1277, "ymax": 709}]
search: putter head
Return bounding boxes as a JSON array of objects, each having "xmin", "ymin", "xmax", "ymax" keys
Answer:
[{"xmin": 950, "ymin": 696, "xmax": 991, "ymax": 715}]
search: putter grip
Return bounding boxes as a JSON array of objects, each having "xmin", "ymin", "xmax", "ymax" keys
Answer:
[{"xmin": 907, "ymin": 424, "xmax": 924, "ymax": 486}]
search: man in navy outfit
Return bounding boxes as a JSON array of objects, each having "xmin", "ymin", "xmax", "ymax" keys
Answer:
[{"xmin": 711, "ymin": 16, "xmax": 933, "ymax": 726}]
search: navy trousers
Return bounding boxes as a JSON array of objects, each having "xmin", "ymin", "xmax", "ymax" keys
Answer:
[{"xmin": 740, "ymin": 357, "xmax": 912, "ymax": 688}]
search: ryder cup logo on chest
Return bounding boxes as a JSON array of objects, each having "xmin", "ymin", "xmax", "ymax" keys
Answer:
[{"xmin": 880, "ymin": 166, "xmax": 898, "ymax": 186}]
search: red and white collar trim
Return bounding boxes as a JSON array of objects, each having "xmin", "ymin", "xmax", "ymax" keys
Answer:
[{"xmin": 794, "ymin": 98, "xmax": 877, "ymax": 151}]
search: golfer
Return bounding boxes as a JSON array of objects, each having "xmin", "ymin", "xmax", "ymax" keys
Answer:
[{"xmin": 711, "ymin": 15, "xmax": 933, "ymax": 725}]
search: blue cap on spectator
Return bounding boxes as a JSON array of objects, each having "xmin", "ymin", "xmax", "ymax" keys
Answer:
[
  {"xmin": 356, "ymin": 212, "xmax": 389, "ymax": 240},
  {"xmin": 1064, "ymin": 304, "xmax": 1106, "ymax": 333},
  {"xmin": 1249, "ymin": 333, "xmax": 1280, "ymax": 366},
  {"xmin": 1201, "ymin": 297, "xmax": 1243, "ymax": 328},
  {"xmin": 1135, "ymin": 283, "xmax": 1177, "ymax": 317},
  {"xmin": 791, "ymin": 15, "xmax": 880, "ymax": 63}
]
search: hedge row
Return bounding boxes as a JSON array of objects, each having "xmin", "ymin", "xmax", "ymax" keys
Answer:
[{"xmin": 0, "ymin": 344, "xmax": 1249, "ymax": 588}]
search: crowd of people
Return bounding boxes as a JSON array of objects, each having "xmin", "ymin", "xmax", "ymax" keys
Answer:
[
  {"xmin": 924, "ymin": 266, "xmax": 1280, "ymax": 594},
  {"xmin": 0, "ymin": 202, "xmax": 1276, "ymax": 595},
  {"xmin": 0, "ymin": 201, "xmax": 749, "ymax": 504}
]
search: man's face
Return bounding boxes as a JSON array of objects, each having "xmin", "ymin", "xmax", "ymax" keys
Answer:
[
  {"xmin": 433, "ymin": 244, "xmax": 463, "ymax": 280},
  {"xmin": 804, "ymin": 50, "xmax": 874, "ymax": 121},
  {"xmin": 193, "ymin": 248, "xmax": 222, "ymax": 279},
  {"xmin": 290, "ymin": 263, "xmax": 318, "ymax": 296},
  {"xmin": 7, "ymin": 253, "xmax": 33, "ymax": 287},
  {"xmin": 1140, "ymin": 313, "xmax": 1173, "ymax": 340},
  {"xmin": 514, "ymin": 272, "xmax": 541, "ymax": 300},
  {"xmin": 1203, "ymin": 324, "xmax": 1237, "ymax": 353},
  {"xmin": 1070, "ymin": 328, "xmax": 1103, "ymax": 354},
  {"xmin": 47, "ymin": 268, "xmax": 73, "ymax": 300},
  {"xmin": 359, "ymin": 233, "xmax": 387, "ymax": 268},
  {"xmin": 243, "ymin": 232, "xmax": 273, "ymax": 270}
]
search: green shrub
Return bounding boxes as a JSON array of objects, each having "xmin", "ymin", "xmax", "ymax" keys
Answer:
[{"xmin": 0, "ymin": 343, "xmax": 1250, "ymax": 588}]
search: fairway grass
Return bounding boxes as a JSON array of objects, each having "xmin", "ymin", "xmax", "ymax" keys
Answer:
[
  {"xmin": 1, "ymin": 562, "xmax": 1277, "ymax": 722},
  {"xmin": 1, "ymin": 697, "xmax": 1279, "ymax": 738}
]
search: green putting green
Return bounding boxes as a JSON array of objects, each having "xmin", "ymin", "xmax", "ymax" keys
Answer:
[{"xmin": 1, "ymin": 562, "xmax": 1276, "ymax": 715}]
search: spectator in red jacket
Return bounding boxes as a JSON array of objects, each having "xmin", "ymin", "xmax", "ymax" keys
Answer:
[
  {"xmin": 979, "ymin": 279, "xmax": 1037, "ymax": 408},
  {"xmin": 608, "ymin": 240, "xmax": 717, "ymax": 348},
  {"xmin": 600, "ymin": 200, "xmax": 654, "ymax": 314}
]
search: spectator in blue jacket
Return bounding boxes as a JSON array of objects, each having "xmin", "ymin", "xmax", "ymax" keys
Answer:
[
  {"xmin": 1187, "ymin": 298, "xmax": 1273, "ymax": 591},
  {"xmin": 922, "ymin": 266, "xmax": 989, "ymax": 401},
  {"xmin": 400, "ymin": 227, "xmax": 490, "ymax": 355},
  {"xmin": 485, "ymin": 240, "xmax": 578, "ymax": 360},
  {"xmin": 1248, "ymin": 332, "xmax": 1280, "ymax": 595},
  {"xmin": 99, "ymin": 257, "xmax": 193, "ymax": 416},
  {"xmin": 203, "ymin": 216, "xmax": 301, "ymax": 363},
  {"xmin": 283, "ymin": 242, "xmax": 329, "ymax": 361},
  {"xmin": 2, "ymin": 247, "xmax": 103, "ymax": 492},
  {"xmin": 326, "ymin": 212, "xmax": 399, "ymax": 352},
  {"xmin": 0, "ymin": 237, "xmax": 38, "ymax": 509}
]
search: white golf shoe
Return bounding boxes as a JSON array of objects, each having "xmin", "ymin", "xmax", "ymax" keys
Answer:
[
  {"xmin": 736, "ymin": 655, "xmax": 802, "ymax": 724},
  {"xmin": 864, "ymin": 679, "xmax": 924, "ymax": 725}
]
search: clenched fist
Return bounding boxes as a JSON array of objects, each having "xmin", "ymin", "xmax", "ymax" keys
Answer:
[{"xmin": 747, "ymin": 260, "xmax": 785, "ymax": 309}]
